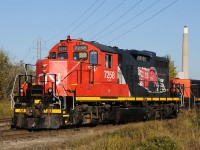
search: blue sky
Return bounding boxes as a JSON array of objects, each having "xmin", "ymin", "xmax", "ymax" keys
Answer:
[{"xmin": 0, "ymin": 0, "xmax": 200, "ymax": 79}]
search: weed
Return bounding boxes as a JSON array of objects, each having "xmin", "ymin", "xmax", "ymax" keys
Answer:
[
  {"xmin": 139, "ymin": 136, "xmax": 179, "ymax": 150},
  {"xmin": 192, "ymin": 115, "xmax": 200, "ymax": 128},
  {"xmin": 0, "ymin": 100, "xmax": 12, "ymax": 118}
]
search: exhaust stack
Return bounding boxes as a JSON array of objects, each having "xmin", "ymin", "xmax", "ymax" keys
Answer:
[{"xmin": 182, "ymin": 26, "xmax": 189, "ymax": 79}]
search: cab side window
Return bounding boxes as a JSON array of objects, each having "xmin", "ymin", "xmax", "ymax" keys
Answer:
[
  {"xmin": 90, "ymin": 50, "xmax": 98, "ymax": 65},
  {"xmin": 105, "ymin": 54, "xmax": 112, "ymax": 68}
]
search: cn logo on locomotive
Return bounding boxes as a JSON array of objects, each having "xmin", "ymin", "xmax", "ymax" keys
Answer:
[
  {"xmin": 38, "ymin": 73, "xmax": 61, "ymax": 85},
  {"xmin": 138, "ymin": 67, "xmax": 166, "ymax": 93}
]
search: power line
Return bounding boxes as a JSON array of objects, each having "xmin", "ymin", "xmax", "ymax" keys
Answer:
[
  {"xmin": 46, "ymin": 0, "xmax": 100, "ymax": 42},
  {"xmin": 69, "ymin": 0, "xmax": 106, "ymax": 35},
  {"xmin": 97, "ymin": 0, "xmax": 161, "ymax": 41},
  {"xmin": 21, "ymin": 48, "xmax": 32, "ymax": 63},
  {"xmin": 90, "ymin": 0, "xmax": 144, "ymax": 40},
  {"xmin": 75, "ymin": 0, "xmax": 128, "ymax": 37},
  {"xmin": 107, "ymin": 0, "xmax": 179, "ymax": 44}
]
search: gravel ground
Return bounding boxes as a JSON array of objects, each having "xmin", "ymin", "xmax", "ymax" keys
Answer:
[{"xmin": 1, "ymin": 124, "xmax": 125, "ymax": 150}]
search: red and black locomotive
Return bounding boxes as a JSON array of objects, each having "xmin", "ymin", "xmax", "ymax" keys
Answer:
[{"xmin": 11, "ymin": 36, "xmax": 197, "ymax": 129}]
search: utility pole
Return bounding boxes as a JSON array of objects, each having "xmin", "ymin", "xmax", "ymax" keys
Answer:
[
  {"xmin": 33, "ymin": 37, "xmax": 45, "ymax": 60},
  {"xmin": 37, "ymin": 39, "xmax": 41, "ymax": 60}
]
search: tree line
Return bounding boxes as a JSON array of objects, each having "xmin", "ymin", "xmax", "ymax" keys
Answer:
[{"xmin": 0, "ymin": 48, "xmax": 33, "ymax": 101}]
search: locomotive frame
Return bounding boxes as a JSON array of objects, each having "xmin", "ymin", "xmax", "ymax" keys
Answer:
[{"xmin": 11, "ymin": 37, "xmax": 198, "ymax": 129}]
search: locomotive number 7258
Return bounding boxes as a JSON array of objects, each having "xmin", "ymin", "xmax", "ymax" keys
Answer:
[{"xmin": 104, "ymin": 70, "xmax": 115, "ymax": 79}]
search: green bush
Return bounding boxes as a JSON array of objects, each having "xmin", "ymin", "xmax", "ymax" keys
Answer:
[
  {"xmin": 139, "ymin": 136, "xmax": 179, "ymax": 150},
  {"xmin": 192, "ymin": 115, "xmax": 200, "ymax": 128}
]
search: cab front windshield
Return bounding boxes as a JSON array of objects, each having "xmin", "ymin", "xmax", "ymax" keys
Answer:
[
  {"xmin": 58, "ymin": 52, "xmax": 68, "ymax": 59},
  {"xmin": 73, "ymin": 52, "xmax": 87, "ymax": 60}
]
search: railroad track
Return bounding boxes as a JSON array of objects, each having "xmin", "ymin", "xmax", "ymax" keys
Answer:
[
  {"xmin": 0, "ymin": 124, "xmax": 114, "ymax": 142},
  {"xmin": 0, "ymin": 118, "xmax": 12, "ymax": 127}
]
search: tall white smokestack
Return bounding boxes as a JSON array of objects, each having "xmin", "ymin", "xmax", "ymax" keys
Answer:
[{"xmin": 182, "ymin": 26, "xmax": 189, "ymax": 79}]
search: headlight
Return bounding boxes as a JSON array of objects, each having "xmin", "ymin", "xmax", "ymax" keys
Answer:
[
  {"xmin": 48, "ymin": 88, "xmax": 52, "ymax": 93},
  {"xmin": 42, "ymin": 64, "xmax": 47, "ymax": 67},
  {"xmin": 20, "ymin": 88, "xmax": 24, "ymax": 93}
]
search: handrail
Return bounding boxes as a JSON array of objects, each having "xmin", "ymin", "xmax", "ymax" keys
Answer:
[
  {"xmin": 190, "ymin": 91, "xmax": 196, "ymax": 107},
  {"xmin": 10, "ymin": 75, "xmax": 19, "ymax": 110},
  {"xmin": 61, "ymin": 61, "xmax": 82, "ymax": 83},
  {"xmin": 175, "ymin": 84, "xmax": 184, "ymax": 107}
]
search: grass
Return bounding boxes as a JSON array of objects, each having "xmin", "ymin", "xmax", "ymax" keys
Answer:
[
  {"xmin": 46, "ymin": 110, "xmax": 200, "ymax": 150},
  {"xmin": 0, "ymin": 100, "xmax": 12, "ymax": 118},
  {"xmin": 1, "ymin": 101, "xmax": 200, "ymax": 150}
]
